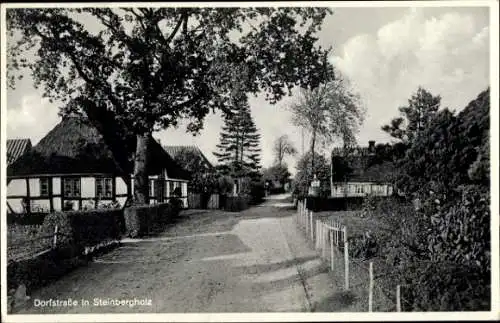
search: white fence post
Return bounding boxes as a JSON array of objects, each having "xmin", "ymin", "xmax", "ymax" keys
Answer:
[
  {"xmin": 310, "ymin": 211, "xmax": 314, "ymax": 242},
  {"xmin": 53, "ymin": 225, "xmax": 58, "ymax": 248},
  {"xmin": 322, "ymin": 223, "xmax": 328, "ymax": 258},
  {"xmin": 314, "ymin": 220, "xmax": 317, "ymax": 248},
  {"xmin": 305, "ymin": 207, "xmax": 309, "ymax": 235},
  {"xmin": 396, "ymin": 285, "xmax": 401, "ymax": 312},
  {"xmin": 330, "ymin": 230, "xmax": 334, "ymax": 271},
  {"xmin": 344, "ymin": 241, "xmax": 349, "ymax": 290},
  {"xmin": 369, "ymin": 262, "xmax": 374, "ymax": 312}
]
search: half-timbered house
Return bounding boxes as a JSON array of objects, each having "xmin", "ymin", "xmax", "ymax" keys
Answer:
[{"xmin": 6, "ymin": 117, "xmax": 189, "ymax": 214}]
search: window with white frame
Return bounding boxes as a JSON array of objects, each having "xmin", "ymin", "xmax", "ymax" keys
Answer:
[
  {"xmin": 96, "ymin": 177, "xmax": 113, "ymax": 198},
  {"xmin": 63, "ymin": 178, "xmax": 81, "ymax": 198},
  {"xmin": 40, "ymin": 178, "xmax": 50, "ymax": 197}
]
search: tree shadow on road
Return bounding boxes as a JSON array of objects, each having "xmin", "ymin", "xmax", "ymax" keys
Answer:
[
  {"xmin": 231, "ymin": 256, "xmax": 331, "ymax": 296},
  {"xmin": 230, "ymin": 255, "xmax": 319, "ymax": 276}
]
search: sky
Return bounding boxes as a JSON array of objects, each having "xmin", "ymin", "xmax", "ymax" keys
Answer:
[{"xmin": 4, "ymin": 5, "xmax": 491, "ymax": 176}]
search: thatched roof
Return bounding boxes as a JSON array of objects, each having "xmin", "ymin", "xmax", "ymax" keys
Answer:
[
  {"xmin": 6, "ymin": 139, "xmax": 32, "ymax": 165},
  {"xmin": 163, "ymin": 145, "xmax": 214, "ymax": 169},
  {"xmin": 331, "ymin": 142, "xmax": 395, "ymax": 183},
  {"xmin": 7, "ymin": 117, "xmax": 189, "ymax": 180}
]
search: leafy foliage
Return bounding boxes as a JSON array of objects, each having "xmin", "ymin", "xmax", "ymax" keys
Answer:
[
  {"xmin": 373, "ymin": 88, "xmax": 491, "ymax": 311},
  {"xmin": 171, "ymin": 147, "xmax": 219, "ymax": 194},
  {"xmin": 293, "ymin": 151, "xmax": 330, "ymax": 197},
  {"xmin": 7, "ymin": 7, "xmax": 333, "ymax": 204},
  {"xmin": 382, "ymin": 87, "xmax": 441, "ymax": 144},
  {"xmin": 262, "ymin": 164, "xmax": 291, "ymax": 188},
  {"xmin": 289, "ymin": 71, "xmax": 364, "ymax": 185}
]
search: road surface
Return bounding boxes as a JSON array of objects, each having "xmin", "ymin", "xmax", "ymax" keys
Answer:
[{"xmin": 12, "ymin": 194, "xmax": 352, "ymax": 313}]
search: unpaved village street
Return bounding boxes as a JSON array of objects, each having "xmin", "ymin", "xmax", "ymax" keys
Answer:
[{"xmin": 14, "ymin": 194, "xmax": 351, "ymax": 313}]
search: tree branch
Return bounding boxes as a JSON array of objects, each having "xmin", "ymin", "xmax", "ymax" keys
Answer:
[{"xmin": 165, "ymin": 11, "xmax": 186, "ymax": 44}]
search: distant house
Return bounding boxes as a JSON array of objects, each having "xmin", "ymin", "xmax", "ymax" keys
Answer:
[
  {"xmin": 330, "ymin": 141, "xmax": 394, "ymax": 198},
  {"xmin": 6, "ymin": 139, "xmax": 32, "ymax": 165},
  {"xmin": 6, "ymin": 117, "xmax": 190, "ymax": 214},
  {"xmin": 163, "ymin": 145, "xmax": 214, "ymax": 171}
]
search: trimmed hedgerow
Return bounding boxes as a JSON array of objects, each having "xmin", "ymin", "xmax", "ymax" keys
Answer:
[
  {"xmin": 39, "ymin": 208, "xmax": 123, "ymax": 257},
  {"xmin": 123, "ymin": 201, "xmax": 181, "ymax": 238},
  {"xmin": 222, "ymin": 195, "xmax": 251, "ymax": 212}
]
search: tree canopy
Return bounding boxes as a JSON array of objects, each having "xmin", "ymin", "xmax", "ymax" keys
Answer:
[
  {"xmin": 289, "ymin": 70, "xmax": 364, "ymax": 184},
  {"xmin": 7, "ymin": 7, "xmax": 334, "ymax": 204},
  {"xmin": 382, "ymin": 87, "xmax": 441, "ymax": 144},
  {"xmin": 294, "ymin": 151, "xmax": 330, "ymax": 196}
]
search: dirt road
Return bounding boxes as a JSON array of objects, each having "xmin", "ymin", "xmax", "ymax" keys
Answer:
[{"xmin": 13, "ymin": 194, "xmax": 353, "ymax": 313}]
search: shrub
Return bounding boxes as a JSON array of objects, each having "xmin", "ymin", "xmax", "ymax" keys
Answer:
[
  {"xmin": 40, "ymin": 209, "xmax": 123, "ymax": 257},
  {"xmin": 7, "ymin": 249, "xmax": 87, "ymax": 294},
  {"xmin": 349, "ymin": 232, "xmax": 379, "ymax": 260},
  {"xmin": 7, "ymin": 212, "xmax": 47, "ymax": 225},
  {"xmin": 397, "ymin": 261, "xmax": 490, "ymax": 311},
  {"xmin": 222, "ymin": 196, "xmax": 250, "ymax": 212},
  {"xmin": 123, "ymin": 201, "xmax": 180, "ymax": 238}
]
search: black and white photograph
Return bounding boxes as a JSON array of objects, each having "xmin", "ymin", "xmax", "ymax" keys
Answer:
[{"xmin": 1, "ymin": 1, "xmax": 498, "ymax": 321}]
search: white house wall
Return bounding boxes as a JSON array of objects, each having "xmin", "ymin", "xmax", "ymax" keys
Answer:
[
  {"xmin": 53, "ymin": 178, "xmax": 61, "ymax": 195},
  {"xmin": 28, "ymin": 178, "xmax": 40, "ymax": 197},
  {"xmin": 8, "ymin": 179, "xmax": 26, "ymax": 196},
  {"xmin": 116, "ymin": 177, "xmax": 127, "ymax": 195},
  {"xmin": 7, "ymin": 173, "xmax": 189, "ymax": 214},
  {"xmin": 53, "ymin": 197, "xmax": 61, "ymax": 211},
  {"xmin": 331, "ymin": 182, "xmax": 393, "ymax": 198},
  {"xmin": 7, "ymin": 198, "xmax": 23, "ymax": 213},
  {"xmin": 81, "ymin": 177, "xmax": 95, "ymax": 198}
]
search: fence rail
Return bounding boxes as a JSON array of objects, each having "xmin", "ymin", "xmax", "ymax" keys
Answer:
[
  {"xmin": 8, "ymin": 224, "xmax": 113, "ymax": 264},
  {"xmin": 295, "ymin": 199, "xmax": 413, "ymax": 312}
]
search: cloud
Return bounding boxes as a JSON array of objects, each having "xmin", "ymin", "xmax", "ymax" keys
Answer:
[
  {"xmin": 331, "ymin": 8, "xmax": 490, "ymax": 144},
  {"xmin": 6, "ymin": 95, "xmax": 61, "ymax": 145}
]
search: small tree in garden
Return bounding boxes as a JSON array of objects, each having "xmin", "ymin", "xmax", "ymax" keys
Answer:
[
  {"xmin": 294, "ymin": 151, "xmax": 330, "ymax": 196},
  {"xmin": 7, "ymin": 7, "xmax": 333, "ymax": 205},
  {"xmin": 289, "ymin": 70, "xmax": 364, "ymax": 187}
]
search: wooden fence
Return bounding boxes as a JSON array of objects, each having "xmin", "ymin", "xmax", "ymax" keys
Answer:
[
  {"xmin": 295, "ymin": 199, "xmax": 411, "ymax": 312},
  {"xmin": 187, "ymin": 193, "xmax": 220, "ymax": 209}
]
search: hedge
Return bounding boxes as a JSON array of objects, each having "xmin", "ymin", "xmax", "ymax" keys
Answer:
[
  {"xmin": 39, "ymin": 208, "xmax": 123, "ymax": 257},
  {"xmin": 124, "ymin": 200, "xmax": 181, "ymax": 238},
  {"xmin": 297, "ymin": 196, "xmax": 367, "ymax": 212},
  {"xmin": 7, "ymin": 212, "xmax": 47, "ymax": 225},
  {"xmin": 7, "ymin": 249, "xmax": 88, "ymax": 295},
  {"xmin": 221, "ymin": 195, "xmax": 251, "ymax": 212}
]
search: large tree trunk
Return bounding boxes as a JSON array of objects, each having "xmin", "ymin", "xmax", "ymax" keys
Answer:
[{"xmin": 133, "ymin": 133, "xmax": 150, "ymax": 205}]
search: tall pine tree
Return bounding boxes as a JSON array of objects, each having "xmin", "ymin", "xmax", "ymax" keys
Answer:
[{"xmin": 214, "ymin": 92, "xmax": 261, "ymax": 186}]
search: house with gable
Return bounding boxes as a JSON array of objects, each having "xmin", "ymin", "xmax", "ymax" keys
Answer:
[
  {"xmin": 163, "ymin": 145, "xmax": 214, "ymax": 171},
  {"xmin": 6, "ymin": 116, "xmax": 190, "ymax": 214},
  {"xmin": 330, "ymin": 141, "xmax": 395, "ymax": 198}
]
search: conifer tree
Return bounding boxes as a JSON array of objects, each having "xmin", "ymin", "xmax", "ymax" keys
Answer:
[{"xmin": 214, "ymin": 92, "xmax": 261, "ymax": 184}]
